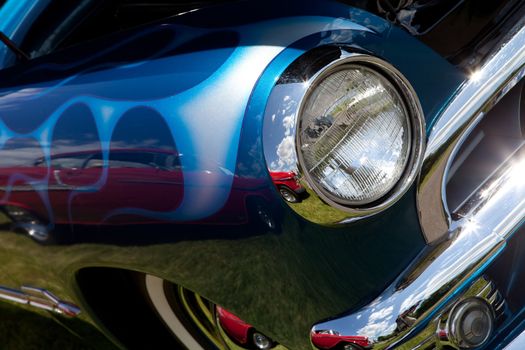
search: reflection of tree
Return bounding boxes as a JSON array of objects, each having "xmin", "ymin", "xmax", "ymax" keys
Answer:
[
  {"xmin": 371, "ymin": 278, "xmax": 461, "ymax": 346},
  {"xmin": 303, "ymin": 115, "xmax": 333, "ymax": 140},
  {"xmin": 396, "ymin": 238, "xmax": 453, "ymax": 290},
  {"xmin": 414, "ymin": 277, "xmax": 459, "ymax": 319}
]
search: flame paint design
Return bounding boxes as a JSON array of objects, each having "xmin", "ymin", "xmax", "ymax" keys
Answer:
[{"xmin": 0, "ymin": 15, "xmax": 370, "ymax": 226}]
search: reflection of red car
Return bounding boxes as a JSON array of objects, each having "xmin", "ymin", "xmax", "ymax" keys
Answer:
[
  {"xmin": 269, "ymin": 171, "xmax": 305, "ymax": 203},
  {"xmin": 216, "ymin": 306, "xmax": 274, "ymax": 350},
  {"xmin": 0, "ymin": 149, "xmax": 184, "ymax": 226},
  {"xmin": 0, "ymin": 148, "xmax": 278, "ymax": 243},
  {"xmin": 311, "ymin": 330, "xmax": 372, "ymax": 350}
]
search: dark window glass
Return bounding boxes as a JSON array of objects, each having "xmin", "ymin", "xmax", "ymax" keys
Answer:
[
  {"xmin": 108, "ymin": 152, "xmax": 155, "ymax": 169},
  {"xmin": 153, "ymin": 152, "xmax": 181, "ymax": 170},
  {"xmin": 49, "ymin": 155, "xmax": 89, "ymax": 169},
  {"xmin": 85, "ymin": 151, "xmax": 181, "ymax": 169}
]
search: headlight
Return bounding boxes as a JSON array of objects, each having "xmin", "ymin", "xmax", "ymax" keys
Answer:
[
  {"xmin": 297, "ymin": 64, "xmax": 411, "ymax": 206},
  {"xmin": 263, "ymin": 50, "xmax": 425, "ymax": 224}
]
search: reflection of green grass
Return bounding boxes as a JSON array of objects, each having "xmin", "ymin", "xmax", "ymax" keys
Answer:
[
  {"xmin": 0, "ymin": 211, "xmax": 9, "ymax": 224},
  {"xmin": 290, "ymin": 191, "xmax": 349, "ymax": 223},
  {"xmin": 0, "ymin": 190, "xmax": 424, "ymax": 350},
  {"xmin": 0, "ymin": 227, "xmax": 335, "ymax": 349},
  {"xmin": 0, "ymin": 297, "xmax": 115, "ymax": 350},
  {"xmin": 287, "ymin": 180, "xmax": 350, "ymax": 224},
  {"xmin": 0, "ymin": 231, "xmax": 116, "ymax": 349},
  {"xmin": 0, "ymin": 225, "xmax": 358, "ymax": 349}
]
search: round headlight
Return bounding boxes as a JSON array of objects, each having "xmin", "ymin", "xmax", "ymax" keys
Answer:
[
  {"xmin": 297, "ymin": 62, "xmax": 413, "ymax": 206},
  {"xmin": 263, "ymin": 50, "xmax": 425, "ymax": 224}
]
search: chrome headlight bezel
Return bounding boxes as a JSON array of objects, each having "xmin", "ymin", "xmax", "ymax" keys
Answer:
[
  {"xmin": 296, "ymin": 60, "xmax": 413, "ymax": 207},
  {"xmin": 263, "ymin": 49, "xmax": 425, "ymax": 224}
]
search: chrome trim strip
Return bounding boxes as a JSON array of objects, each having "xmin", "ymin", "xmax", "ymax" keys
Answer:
[
  {"xmin": 310, "ymin": 18, "xmax": 525, "ymax": 350},
  {"xmin": 417, "ymin": 23, "xmax": 525, "ymax": 244},
  {"xmin": 503, "ymin": 328, "xmax": 525, "ymax": 350},
  {"xmin": 311, "ymin": 144, "xmax": 525, "ymax": 349},
  {"xmin": 145, "ymin": 275, "xmax": 205, "ymax": 350},
  {"xmin": 263, "ymin": 48, "xmax": 425, "ymax": 225},
  {"xmin": 0, "ymin": 285, "xmax": 80, "ymax": 317}
]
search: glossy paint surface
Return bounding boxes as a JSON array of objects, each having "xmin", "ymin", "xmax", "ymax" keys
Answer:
[
  {"xmin": 0, "ymin": 0, "xmax": 467, "ymax": 348},
  {"xmin": 0, "ymin": 10, "xmax": 372, "ymax": 228},
  {"xmin": 0, "ymin": 0, "xmax": 50, "ymax": 66}
]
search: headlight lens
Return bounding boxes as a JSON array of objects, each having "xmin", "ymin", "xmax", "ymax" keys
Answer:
[{"xmin": 298, "ymin": 64, "xmax": 411, "ymax": 206}]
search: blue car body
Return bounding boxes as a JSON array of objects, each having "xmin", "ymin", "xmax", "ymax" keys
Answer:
[{"xmin": 0, "ymin": 0, "xmax": 522, "ymax": 349}]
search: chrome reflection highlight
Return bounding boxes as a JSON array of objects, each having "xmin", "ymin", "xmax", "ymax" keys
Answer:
[
  {"xmin": 263, "ymin": 49, "xmax": 425, "ymax": 224},
  {"xmin": 417, "ymin": 22, "xmax": 525, "ymax": 244},
  {"xmin": 325, "ymin": 23, "xmax": 525, "ymax": 347},
  {"xmin": 446, "ymin": 298, "xmax": 494, "ymax": 348},
  {"xmin": 298, "ymin": 64, "xmax": 410, "ymax": 206},
  {"xmin": 420, "ymin": 277, "xmax": 503, "ymax": 350},
  {"xmin": 311, "ymin": 76, "xmax": 525, "ymax": 350},
  {"xmin": 253, "ymin": 332, "xmax": 273, "ymax": 350},
  {"xmin": 0, "ymin": 285, "xmax": 80, "ymax": 317}
]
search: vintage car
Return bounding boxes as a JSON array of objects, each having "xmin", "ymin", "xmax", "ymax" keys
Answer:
[
  {"xmin": 269, "ymin": 171, "xmax": 305, "ymax": 203},
  {"xmin": 0, "ymin": 148, "xmax": 279, "ymax": 244},
  {"xmin": 0, "ymin": 0, "xmax": 523, "ymax": 349}
]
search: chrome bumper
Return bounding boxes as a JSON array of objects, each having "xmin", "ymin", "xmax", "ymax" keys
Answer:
[
  {"xmin": 503, "ymin": 328, "xmax": 525, "ymax": 350},
  {"xmin": 311, "ymin": 19, "xmax": 525, "ymax": 350}
]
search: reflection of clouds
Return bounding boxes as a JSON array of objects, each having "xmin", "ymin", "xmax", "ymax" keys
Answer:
[
  {"xmin": 52, "ymin": 139, "xmax": 103, "ymax": 153},
  {"xmin": 282, "ymin": 115, "xmax": 295, "ymax": 136},
  {"xmin": 0, "ymin": 138, "xmax": 42, "ymax": 167},
  {"xmin": 271, "ymin": 135, "xmax": 296, "ymax": 170},
  {"xmin": 357, "ymin": 305, "xmax": 396, "ymax": 340},
  {"xmin": 355, "ymin": 227, "xmax": 499, "ymax": 341},
  {"xmin": 369, "ymin": 295, "xmax": 383, "ymax": 308},
  {"xmin": 358, "ymin": 320, "xmax": 395, "ymax": 340},
  {"xmin": 0, "ymin": 147, "xmax": 43, "ymax": 167},
  {"xmin": 399, "ymin": 292, "xmax": 422, "ymax": 314},
  {"xmin": 369, "ymin": 305, "xmax": 394, "ymax": 322},
  {"xmin": 270, "ymin": 93, "xmax": 299, "ymax": 171}
]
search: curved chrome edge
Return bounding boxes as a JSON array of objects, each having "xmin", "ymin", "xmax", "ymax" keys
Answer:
[
  {"xmin": 262, "ymin": 47, "xmax": 425, "ymax": 225},
  {"xmin": 405, "ymin": 276, "xmax": 504, "ymax": 350},
  {"xmin": 417, "ymin": 23, "xmax": 525, "ymax": 244},
  {"xmin": 145, "ymin": 275, "xmax": 205, "ymax": 350},
  {"xmin": 311, "ymin": 143, "xmax": 525, "ymax": 349},
  {"xmin": 308, "ymin": 17, "xmax": 525, "ymax": 350},
  {"xmin": 0, "ymin": 285, "xmax": 80, "ymax": 317},
  {"xmin": 503, "ymin": 327, "xmax": 525, "ymax": 350}
]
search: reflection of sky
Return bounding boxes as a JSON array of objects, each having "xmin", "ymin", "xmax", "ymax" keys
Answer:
[
  {"xmin": 329, "ymin": 231, "xmax": 501, "ymax": 341},
  {"xmin": 314, "ymin": 157, "xmax": 525, "ymax": 342},
  {"xmin": 0, "ymin": 138, "xmax": 43, "ymax": 167},
  {"xmin": 314, "ymin": 188, "xmax": 514, "ymax": 341},
  {"xmin": 263, "ymin": 84, "xmax": 305, "ymax": 172}
]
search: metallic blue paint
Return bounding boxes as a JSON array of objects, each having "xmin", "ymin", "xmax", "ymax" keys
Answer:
[
  {"xmin": 0, "ymin": 0, "xmax": 476, "ymax": 348},
  {"xmin": 0, "ymin": 0, "xmax": 50, "ymax": 66},
  {"xmin": 0, "ymin": 12, "xmax": 377, "ymax": 225}
]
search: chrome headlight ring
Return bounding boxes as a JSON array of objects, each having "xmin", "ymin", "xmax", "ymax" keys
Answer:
[{"xmin": 263, "ymin": 49, "xmax": 425, "ymax": 225}]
